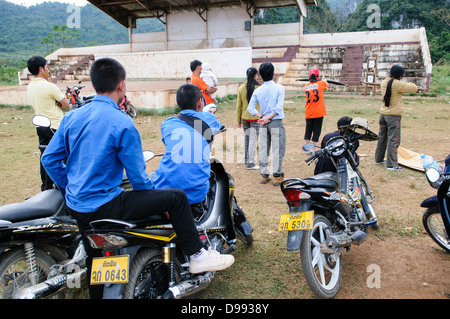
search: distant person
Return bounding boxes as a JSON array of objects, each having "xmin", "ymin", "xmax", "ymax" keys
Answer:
[
  {"xmin": 200, "ymin": 62, "xmax": 219, "ymax": 103},
  {"xmin": 26, "ymin": 55, "xmax": 69, "ymax": 191},
  {"xmin": 374, "ymin": 64, "xmax": 418, "ymax": 171},
  {"xmin": 186, "ymin": 77, "xmax": 191, "ymax": 84},
  {"xmin": 236, "ymin": 66, "xmax": 261, "ymax": 170},
  {"xmin": 247, "ymin": 62, "xmax": 286, "ymax": 186},
  {"xmin": 304, "ymin": 68, "xmax": 328, "ymax": 148},
  {"xmin": 190, "ymin": 59, "xmax": 217, "ymax": 110},
  {"xmin": 314, "ymin": 116, "xmax": 359, "ymax": 175}
]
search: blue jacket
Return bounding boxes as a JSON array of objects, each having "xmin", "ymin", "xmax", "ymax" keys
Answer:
[
  {"xmin": 41, "ymin": 95, "xmax": 153, "ymax": 213},
  {"xmin": 151, "ymin": 109, "xmax": 222, "ymax": 205}
]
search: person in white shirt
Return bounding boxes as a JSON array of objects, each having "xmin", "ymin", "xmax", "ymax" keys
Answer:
[{"xmin": 247, "ymin": 62, "xmax": 286, "ymax": 186}]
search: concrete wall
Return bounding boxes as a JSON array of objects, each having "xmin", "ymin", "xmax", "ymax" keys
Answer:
[{"xmin": 94, "ymin": 46, "xmax": 252, "ymax": 80}]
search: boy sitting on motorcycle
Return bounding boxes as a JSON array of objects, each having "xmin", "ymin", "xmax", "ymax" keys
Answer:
[
  {"xmin": 41, "ymin": 59, "xmax": 234, "ymax": 298},
  {"xmin": 151, "ymin": 84, "xmax": 223, "ymax": 212}
]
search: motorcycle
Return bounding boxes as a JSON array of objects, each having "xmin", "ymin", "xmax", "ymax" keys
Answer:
[
  {"xmin": 278, "ymin": 118, "xmax": 378, "ymax": 299},
  {"xmin": 65, "ymin": 81, "xmax": 137, "ymax": 118},
  {"xmin": 421, "ymin": 155, "xmax": 450, "ymax": 253},
  {"xmin": 84, "ymin": 150, "xmax": 253, "ymax": 299},
  {"xmin": 65, "ymin": 81, "xmax": 95, "ymax": 109}
]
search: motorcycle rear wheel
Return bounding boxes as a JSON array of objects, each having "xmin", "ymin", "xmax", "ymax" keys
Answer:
[
  {"xmin": 422, "ymin": 208, "xmax": 450, "ymax": 253},
  {"xmin": 0, "ymin": 248, "xmax": 56, "ymax": 299},
  {"xmin": 122, "ymin": 248, "xmax": 171, "ymax": 299},
  {"xmin": 300, "ymin": 214, "xmax": 342, "ymax": 299}
]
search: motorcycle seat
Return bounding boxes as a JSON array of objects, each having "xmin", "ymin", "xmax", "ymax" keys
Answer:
[
  {"xmin": 0, "ymin": 189, "xmax": 64, "ymax": 223},
  {"xmin": 301, "ymin": 172, "xmax": 340, "ymax": 190}
]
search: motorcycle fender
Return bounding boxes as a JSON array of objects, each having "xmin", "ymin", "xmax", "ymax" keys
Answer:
[
  {"xmin": 420, "ymin": 195, "xmax": 438, "ymax": 208},
  {"xmin": 286, "ymin": 230, "xmax": 304, "ymax": 251},
  {"xmin": 102, "ymin": 245, "xmax": 140, "ymax": 299},
  {"xmin": 286, "ymin": 202, "xmax": 311, "ymax": 251},
  {"xmin": 0, "ymin": 245, "xmax": 10, "ymax": 255}
]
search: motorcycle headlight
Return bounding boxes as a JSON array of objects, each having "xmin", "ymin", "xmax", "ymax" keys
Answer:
[{"xmin": 326, "ymin": 137, "xmax": 346, "ymax": 157}]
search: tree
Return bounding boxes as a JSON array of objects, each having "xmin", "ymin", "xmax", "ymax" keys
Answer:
[{"xmin": 40, "ymin": 25, "xmax": 80, "ymax": 55}]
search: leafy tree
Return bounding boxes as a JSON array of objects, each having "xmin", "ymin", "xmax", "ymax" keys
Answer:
[{"xmin": 40, "ymin": 25, "xmax": 80, "ymax": 55}]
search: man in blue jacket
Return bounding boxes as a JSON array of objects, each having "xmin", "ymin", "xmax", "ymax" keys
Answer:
[
  {"xmin": 152, "ymin": 84, "xmax": 222, "ymax": 207},
  {"xmin": 41, "ymin": 58, "xmax": 233, "ymax": 298}
]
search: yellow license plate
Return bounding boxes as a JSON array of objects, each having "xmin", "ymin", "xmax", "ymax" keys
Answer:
[
  {"xmin": 278, "ymin": 211, "xmax": 314, "ymax": 231},
  {"xmin": 91, "ymin": 255, "xmax": 129, "ymax": 285}
]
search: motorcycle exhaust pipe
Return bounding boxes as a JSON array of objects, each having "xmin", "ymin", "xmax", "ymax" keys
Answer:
[
  {"xmin": 164, "ymin": 271, "xmax": 215, "ymax": 299},
  {"xmin": 17, "ymin": 268, "xmax": 86, "ymax": 299},
  {"xmin": 322, "ymin": 230, "xmax": 367, "ymax": 253}
]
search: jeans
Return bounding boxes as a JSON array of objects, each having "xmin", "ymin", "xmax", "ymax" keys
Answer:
[
  {"xmin": 242, "ymin": 120, "xmax": 260, "ymax": 168},
  {"xmin": 259, "ymin": 119, "xmax": 286, "ymax": 177}
]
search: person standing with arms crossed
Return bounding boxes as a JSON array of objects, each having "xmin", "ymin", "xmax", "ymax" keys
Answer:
[
  {"xmin": 27, "ymin": 56, "xmax": 69, "ymax": 191},
  {"xmin": 247, "ymin": 62, "xmax": 286, "ymax": 186},
  {"xmin": 303, "ymin": 68, "xmax": 328, "ymax": 148},
  {"xmin": 374, "ymin": 64, "xmax": 418, "ymax": 171}
]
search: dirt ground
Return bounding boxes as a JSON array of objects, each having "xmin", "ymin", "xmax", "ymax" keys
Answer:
[{"xmin": 1, "ymin": 80, "xmax": 449, "ymax": 300}]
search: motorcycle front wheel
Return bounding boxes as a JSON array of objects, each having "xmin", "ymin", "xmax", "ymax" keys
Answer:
[
  {"xmin": 300, "ymin": 214, "xmax": 342, "ymax": 299},
  {"xmin": 423, "ymin": 208, "xmax": 450, "ymax": 253}
]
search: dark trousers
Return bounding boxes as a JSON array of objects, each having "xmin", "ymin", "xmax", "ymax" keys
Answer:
[
  {"xmin": 375, "ymin": 115, "xmax": 402, "ymax": 168},
  {"xmin": 68, "ymin": 188, "xmax": 203, "ymax": 298},
  {"xmin": 304, "ymin": 117, "xmax": 324, "ymax": 143},
  {"xmin": 36, "ymin": 127, "xmax": 55, "ymax": 191}
]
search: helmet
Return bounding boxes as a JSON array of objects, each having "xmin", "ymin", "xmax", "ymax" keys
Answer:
[{"xmin": 309, "ymin": 68, "xmax": 320, "ymax": 77}]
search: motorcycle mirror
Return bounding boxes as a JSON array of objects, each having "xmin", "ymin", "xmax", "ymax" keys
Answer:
[
  {"xmin": 425, "ymin": 168, "xmax": 441, "ymax": 183},
  {"xmin": 302, "ymin": 143, "xmax": 316, "ymax": 154},
  {"xmin": 143, "ymin": 151, "xmax": 155, "ymax": 162},
  {"xmin": 32, "ymin": 115, "xmax": 51, "ymax": 128}
]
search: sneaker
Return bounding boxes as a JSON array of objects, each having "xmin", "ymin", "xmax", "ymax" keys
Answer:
[
  {"xmin": 260, "ymin": 177, "xmax": 271, "ymax": 184},
  {"xmin": 189, "ymin": 249, "xmax": 235, "ymax": 274},
  {"xmin": 387, "ymin": 166, "xmax": 403, "ymax": 171},
  {"xmin": 246, "ymin": 165, "xmax": 260, "ymax": 170},
  {"xmin": 272, "ymin": 175, "xmax": 284, "ymax": 186},
  {"xmin": 374, "ymin": 160, "xmax": 386, "ymax": 165}
]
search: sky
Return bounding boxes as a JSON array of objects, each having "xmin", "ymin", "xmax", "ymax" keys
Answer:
[{"xmin": 4, "ymin": 0, "xmax": 89, "ymax": 6}]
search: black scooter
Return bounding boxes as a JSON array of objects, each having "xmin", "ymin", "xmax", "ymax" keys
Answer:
[{"xmin": 421, "ymin": 155, "xmax": 450, "ymax": 253}]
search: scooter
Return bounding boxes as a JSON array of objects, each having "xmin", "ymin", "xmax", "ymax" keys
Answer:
[
  {"xmin": 84, "ymin": 151, "xmax": 253, "ymax": 299},
  {"xmin": 421, "ymin": 155, "xmax": 450, "ymax": 253}
]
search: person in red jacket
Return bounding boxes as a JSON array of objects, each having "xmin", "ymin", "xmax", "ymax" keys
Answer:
[{"xmin": 304, "ymin": 68, "xmax": 328, "ymax": 147}]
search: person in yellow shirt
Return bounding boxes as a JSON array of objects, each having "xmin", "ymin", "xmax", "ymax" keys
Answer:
[
  {"xmin": 27, "ymin": 56, "xmax": 69, "ymax": 190},
  {"xmin": 236, "ymin": 67, "xmax": 261, "ymax": 170},
  {"xmin": 374, "ymin": 65, "xmax": 417, "ymax": 171}
]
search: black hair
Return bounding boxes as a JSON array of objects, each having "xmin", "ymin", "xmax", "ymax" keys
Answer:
[
  {"xmin": 245, "ymin": 67, "xmax": 259, "ymax": 103},
  {"xmin": 259, "ymin": 62, "xmax": 274, "ymax": 82},
  {"xmin": 190, "ymin": 60, "xmax": 202, "ymax": 72},
  {"xmin": 90, "ymin": 58, "xmax": 126, "ymax": 94},
  {"xmin": 176, "ymin": 84, "xmax": 202, "ymax": 110},
  {"xmin": 383, "ymin": 65, "xmax": 405, "ymax": 107},
  {"xmin": 27, "ymin": 56, "xmax": 47, "ymax": 76},
  {"xmin": 309, "ymin": 74, "xmax": 318, "ymax": 83}
]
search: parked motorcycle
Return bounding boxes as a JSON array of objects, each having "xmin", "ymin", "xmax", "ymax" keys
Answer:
[
  {"xmin": 421, "ymin": 155, "xmax": 450, "ymax": 253},
  {"xmin": 278, "ymin": 118, "xmax": 378, "ymax": 299},
  {"xmin": 0, "ymin": 183, "xmax": 83, "ymax": 299},
  {"xmin": 65, "ymin": 81, "xmax": 136, "ymax": 118},
  {"xmin": 65, "ymin": 81, "xmax": 94, "ymax": 109},
  {"xmin": 84, "ymin": 150, "xmax": 253, "ymax": 299}
]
